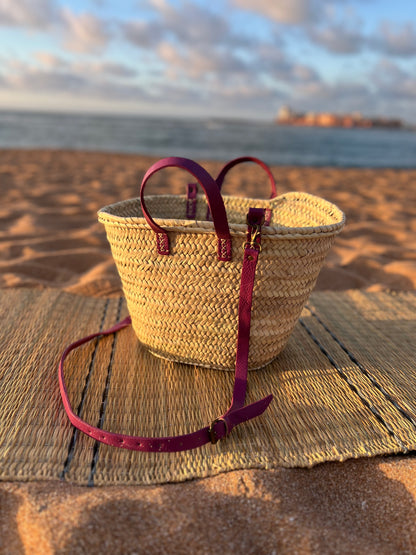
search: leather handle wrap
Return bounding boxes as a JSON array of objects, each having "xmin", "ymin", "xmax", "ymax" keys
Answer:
[{"xmin": 140, "ymin": 157, "xmax": 232, "ymax": 261}]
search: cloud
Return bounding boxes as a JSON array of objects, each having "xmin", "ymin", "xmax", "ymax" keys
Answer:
[
  {"xmin": 295, "ymin": 81, "xmax": 371, "ymax": 104},
  {"xmin": 0, "ymin": 1, "xmax": 112, "ymax": 54},
  {"xmin": 121, "ymin": 0, "xmax": 258, "ymax": 84},
  {"xmin": 306, "ymin": 18, "xmax": 416, "ymax": 57},
  {"xmin": 0, "ymin": 46, "xmax": 282, "ymax": 116},
  {"xmin": 60, "ymin": 8, "xmax": 111, "ymax": 53},
  {"xmin": 156, "ymin": 42, "xmax": 247, "ymax": 79},
  {"xmin": 0, "ymin": 0, "xmax": 58, "ymax": 28},
  {"xmin": 286, "ymin": 59, "xmax": 416, "ymax": 122},
  {"xmin": 33, "ymin": 53, "xmax": 138, "ymax": 79},
  {"xmin": 1, "ymin": 62, "xmax": 151, "ymax": 104},
  {"xmin": 121, "ymin": 0, "xmax": 230, "ymax": 50},
  {"xmin": 121, "ymin": 0, "xmax": 321, "ymax": 104},
  {"xmin": 151, "ymin": 0, "xmax": 229, "ymax": 46},
  {"xmin": 292, "ymin": 64, "xmax": 320, "ymax": 82},
  {"xmin": 371, "ymin": 59, "xmax": 416, "ymax": 101},
  {"xmin": 34, "ymin": 52, "xmax": 69, "ymax": 69},
  {"xmin": 253, "ymin": 43, "xmax": 312, "ymax": 83},
  {"xmin": 121, "ymin": 20, "xmax": 164, "ymax": 48},
  {"xmin": 308, "ymin": 24, "xmax": 364, "ymax": 54},
  {"xmin": 93, "ymin": 62, "xmax": 138, "ymax": 78},
  {"xmin": 1, "ymin": 0, "xmax": 415, "ymax": 121},
  {"xmin": 2, "ymin": 53, "xmax": 140, "ymax": 97},
  {"xmin": 5, "ymin": 44, "xmax": 415, "ymax": 122},
  {"xmin": 6, "ymin": 68, "xmax": 87, "ymax": 93},
  {"xmin": 231, "ymin": 0, "xmax": 315, "ymax": 25},
  {"xmin": 372, "ymin": 22, "xmax": 416, "ymax": 57}
]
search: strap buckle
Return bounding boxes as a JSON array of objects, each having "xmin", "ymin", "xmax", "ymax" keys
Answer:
[
  {"xmin": 243, "ymin": 224, "xmax": 262, "ymax": 252},
  {"xmin": 208, "ymin": 417, "xmax": 229, "ymax": 444},
  {"xmin": 244, "ymin": 210, "xmax": 265, "ymax": 252}
]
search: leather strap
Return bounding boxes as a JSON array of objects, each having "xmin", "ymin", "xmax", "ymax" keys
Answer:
[
  {"xmin": 58, "ymin": 208, "xmax": 273, "ymax": 452},
  {"xmin": 140, "ymin": 157, "xmax": 232, "ymax": 261},
  {"xmin": 215, "ymin": 156, "xmax": 277, "ymax": 199},
  {"xmin": 189, "ymin": 156, "xmax": 276, "ymax": 224},
  {"xmin": 186, "ymin": 182, "xmax": 198, "ymax": 219}
]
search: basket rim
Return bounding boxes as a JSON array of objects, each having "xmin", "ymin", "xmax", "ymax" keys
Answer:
[{"xmin": 98, "ymin": 191, "xmax": 345, "ymax": 238}]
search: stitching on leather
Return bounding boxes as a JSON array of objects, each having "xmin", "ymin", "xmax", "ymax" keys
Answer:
[
  {"xmin": 264, "ymin": 208, "xmax": 272, "ymax": 226},
  {"xmin": 219, "ymin": 238, "xmax": 230, "ymax": 260},
  {"xmin": 157, "ymin": 233, "xmax": 169, "ymax": 254}
]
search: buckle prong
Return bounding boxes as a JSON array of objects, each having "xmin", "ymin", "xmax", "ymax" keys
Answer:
[{"xmin": 243, "ymin": 222, "xmax": 262, "ymax": 252}]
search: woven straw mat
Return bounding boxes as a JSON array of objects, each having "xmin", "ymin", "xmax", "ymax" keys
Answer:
[{"xmin": 1, "ymin": 288, "xmax": 416, "ymax": 486}]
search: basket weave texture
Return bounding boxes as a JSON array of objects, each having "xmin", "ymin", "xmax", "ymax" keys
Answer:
[{"xmin": 98, "ymin": 192, "xmax": 345, "ymax": 370}]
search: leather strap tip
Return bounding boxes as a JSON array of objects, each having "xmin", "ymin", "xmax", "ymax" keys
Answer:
[
  {"xmin": 262, "ymin": 394, "xmax": 274, "ymax": 411},
  {"xmin": 247, "ymin": 207, "xmax": 266, "ymax": 227},
  {"xmin": 187, "ymin": 183, "xmax": 198, "ymax": 198}
]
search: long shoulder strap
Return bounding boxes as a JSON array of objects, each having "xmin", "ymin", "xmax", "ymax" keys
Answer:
[{"xmin": 58, "ymin": 209, "xmax": 273, "ymax": 452}]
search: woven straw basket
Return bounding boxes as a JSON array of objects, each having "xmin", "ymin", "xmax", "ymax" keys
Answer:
[{"xmin": 98, "ymin": 158, "xmax": 345, "ymax": 371}]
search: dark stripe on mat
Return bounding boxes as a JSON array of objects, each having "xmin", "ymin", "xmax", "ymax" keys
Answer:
[
  {"xmin": 61, "ymin": 300, "xmax": 110, "ymax": 480},
  {"xmin": 299, "ymin": 316, "xmax": 408, "ymax": 452},
  {"xmin": 305, "ymin": 304, "xmax": 416, "ymax": 430},
  {"xmin": 88, "ymin": 298, "xmax": 124, "ymax": 487}
]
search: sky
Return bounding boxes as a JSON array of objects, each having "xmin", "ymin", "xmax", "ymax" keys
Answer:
[{"xmin": 0, "ymin": 0, "xmax": 415, "ymax": 122}]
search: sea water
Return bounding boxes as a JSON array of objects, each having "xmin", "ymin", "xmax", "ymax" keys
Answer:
[{"xmin": 0, "ymin": 110, "xmax": 415, "ymax": 168}]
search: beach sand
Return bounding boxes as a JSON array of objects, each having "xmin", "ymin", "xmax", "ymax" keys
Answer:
[{"xmin": 1, "ymin": 149, "xmax": 416, "ymax": 553}]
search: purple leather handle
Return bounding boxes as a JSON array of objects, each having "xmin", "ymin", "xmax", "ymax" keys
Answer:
[
  {"xmin": 215, "ymin": 156, "xmax": 277, "ymax": 199},
  {"xmin": 200, "ymin": 157, "xmax": 277, "ymax": 224},
  {"xmin": 140, "ymin": 157, "xmax": 232, "ymax": 261}
]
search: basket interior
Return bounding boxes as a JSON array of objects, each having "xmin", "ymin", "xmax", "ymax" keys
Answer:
[{"xmin": 101, "ymin": 192, "xmax": 344, "ymax": 231}]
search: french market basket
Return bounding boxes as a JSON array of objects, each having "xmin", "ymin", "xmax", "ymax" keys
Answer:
[{"xmin": 98, "ymin": 157, "xmax": 345, "ymax": 371}]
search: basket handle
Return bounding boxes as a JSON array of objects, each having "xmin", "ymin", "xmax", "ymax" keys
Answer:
[
  {"xmin": 188, "ymin": 157, "xmax": 276, "ymax": 224},
  {"xmin": 216, "ymin": 156, "xmax": 277, "ymax": 198},
  {"xmin": 140, "ymin": 157, "xmax": 232, "ymax": 261}
]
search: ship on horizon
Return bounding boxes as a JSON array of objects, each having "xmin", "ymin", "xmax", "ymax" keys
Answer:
[{"xmin": 276, "ymin": 106, "xmax": 403, "ymax": 129}]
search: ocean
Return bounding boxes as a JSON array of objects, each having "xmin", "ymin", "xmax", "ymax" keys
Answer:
[{"xmin": 1, "ymin": 110, "xmax": 415, "ymax": 168}]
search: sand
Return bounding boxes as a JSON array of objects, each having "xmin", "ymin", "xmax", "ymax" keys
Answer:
[{"xmin": 1, "ymin": 149, "xmax": 416, "ymax": 553}]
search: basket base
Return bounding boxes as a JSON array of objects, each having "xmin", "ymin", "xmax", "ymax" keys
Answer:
[{"xmin": 147, "ymin": 345, "xmax": 282, "ymax": 372}]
